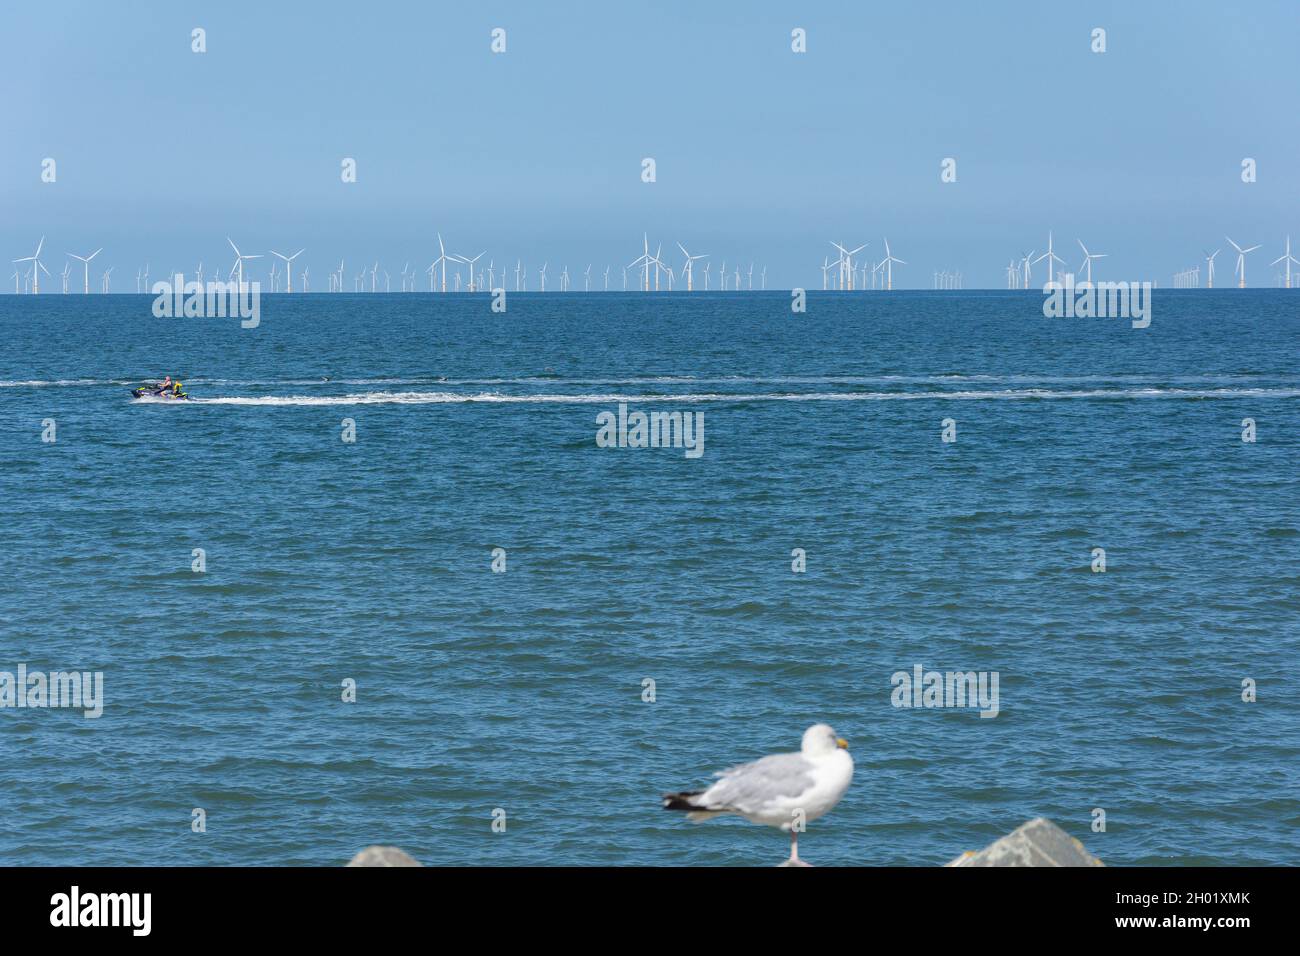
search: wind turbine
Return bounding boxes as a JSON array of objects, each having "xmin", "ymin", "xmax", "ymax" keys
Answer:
[
  {"xmin": 1203, "ymin": 249, "xmax": 1219, "ymax": 289},
  {"xmin": 1076, "ymin": 239, "xmax": 1106, "ymax": 285},
  {"xmin": 831, "ymin": 242, "xmax": 867, "ymax": 290},
  {"xmin": 1225, "ymin": 236, "xmax": 1260, "ymax": 288},
  {"xmin": 627, "ymin": 234, "xmax": 653, "ymax": 292},
  {"xmin": 302, "ymin": 266, "xmax": 309, "ymax": 292},
  {"xmin": 12, "ymin": 237, "xmax": 49, "ymax": 294},
  {"xmin": 60, "ymin": 262, "xmax": 70, "ymax": 293},
  {"xmin": 101, "ymin": 267, "xmax": 113, "ymax": 293},
  {"xmin": 430, "ymin": 233, "xmax": 457, "ymax": 292},
  {"xmin": 270, "ymin": 249, "xmax": 305, "ymax": 292},
  {"xmin": 584, "ymin": 264, "xmax": 592, "ymax": 291},
  {"xmin": 67, "ymin": 247, "xmax": 102, "ymax": 291},
  {"xmin": 880, "ymin": 239, "xmax": 905, "ymax": 290},
  {"xmin": 1270, "ymin": 236, "xmax": 1299, "ymax": 289},
  {"xmin": 539, "ymin": 262, "xmax": 548, "ymax": 292},
  {"xmin": 455, "ymin": 251, "xmax": 485, "ymax": 291},
  {"xmin": 603, "ymin": 265, "xmax": 610, "ymax": 291},
  {"xmin": 1018, "ymin": 251, "xmax": 1035, "ymax": 290},
  {"xmin": 1032, "ymin": 232, "xmax": 1065, "ymax": 289},
  {"xmin": 515, "ymin": 260, "xmax": 522, "ymax": 292},
  {"xmin": 227, "ymin": 238, "xmax": 261, "ymax": 290},
  {"xmin": 677, "ymin": 242, "xmax": 707, "ymax": 291},
  {"xmin": 761, "ymin": 266, "xmax": 767, "ymax": 290}
]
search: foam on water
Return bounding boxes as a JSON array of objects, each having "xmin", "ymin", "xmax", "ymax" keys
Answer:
[{"xmin": 187, "ymin": 386, "xmax": 1300, "ymax": 405}]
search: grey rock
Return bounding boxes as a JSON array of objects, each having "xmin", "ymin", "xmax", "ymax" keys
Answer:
[
  {"xmin": 346, "ymin": 845, "xmax": 422, "ymax": 867},
  {"xmin": 946, "ymin": 817, "xmax": 1103, "ymax": 867}
]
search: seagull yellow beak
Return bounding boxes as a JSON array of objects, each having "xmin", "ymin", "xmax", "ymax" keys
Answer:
[{"xmin": 836, "ymin": 737, "xmax": 849, "ymax": 750}]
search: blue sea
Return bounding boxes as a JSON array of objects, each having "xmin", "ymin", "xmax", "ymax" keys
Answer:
[{"xmin": 1, "ymin": 290, "xmax": 1297, "ymax": 866}]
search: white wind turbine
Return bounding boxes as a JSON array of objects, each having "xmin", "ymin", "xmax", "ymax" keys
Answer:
[
  {"xmin": 13, "ymin": 237, "xmax": 49, "ymax": 294},
  {"xmin": 1226, "ymin": 236, "xmax": 1260, "ymax": 288},
  {"xmin": 879, "ymin": 239, "xmax": 905, "ymax": 290},
  {"xmin": 761, "ymin": 265, "xmax": 766, "ymax": 290},
  {"xmin": 270, "ymin": 248, "xmax": 305, "ymax": 292},
  {"xmin": 603, "ymin": 265, "xmax": 610, "ymax": 291},
  {"xmin": 677, "ymin": 242, "xmax": 707, "ymax": 291},
  {"xmin": 60, "ymin": 262, "xmax": 70, "ymax": 293},
  {"xmin": 101, "ymin": 267, "xmax": 113, "ymax": 293},
  {"xmin": 1076, "ymin": 239, "xmax": 1106, "ymax": 285},
  {"xmin": 1203, "ymin": 249, "xmax": 1219, "ymax": 289},
  {"xmin": 831, "ymin": 242, "xmax": 867, "ymax": 290},
  {"xmin": 301, "ymin": 266, "xmax": 309, "ymax": 292},
  {"xmin": 702, "ymin": 261, "xmax": 710, "ymax": 290},
  {"xmin": 1019, "ymin": 251, "xmax": 1035, "ymax": 289},
  {"xmin": 430, "ymin": 233, "xmax": 457, "ymax": 292},
  {"xmin": 1270, "ymin": 236, "xmax": 1299, "ymax": 289},
  {"xmin": 455, "ymin": 251, "xmax": 485, "ymax": 292},
  {"xmin": 584, "ymin": 264, "xmax": 592, "ymax": 291},
  {"xmin": 515, "ymin": 259, "xmax": 522, "ymax": 292},
  {"xmin": 1032, "ymin": 232, "xmax": 1065, "ymax": 289},
  {"xmin": 227, "ymin": 238, "xmax": 261, "ymax": 290},
  {"xmin": 539, "ymin": 262, "xmax": 548, "ymax": 292},
  {"xmin": 68, "ymin": 248, "xmax": 102, "ymax": 293},
  {"xmin": 627, "ymin": 234, "xmax": 654, "ymax": 292}
]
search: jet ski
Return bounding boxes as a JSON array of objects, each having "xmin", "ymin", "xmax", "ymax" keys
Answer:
[{"xmin": 131, "ymin": 382, "xmax": 190, "ymax": 400}]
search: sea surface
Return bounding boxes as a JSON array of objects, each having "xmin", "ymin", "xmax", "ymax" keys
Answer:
[{"xmin": 1, "ymin": 289, "xmax": 1297, "ymax": 866}]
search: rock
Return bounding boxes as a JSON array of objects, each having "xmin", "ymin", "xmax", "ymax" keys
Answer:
[
  {"xmin": 346, "ymin": 845, "xmax": 422, "ymax": 867},
  {"xmin": 946, "ymin": 817, "xmax": 1103, "ymax": 867}
]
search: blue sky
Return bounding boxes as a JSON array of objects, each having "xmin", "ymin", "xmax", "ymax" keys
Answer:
[{"xmin": 4, "ymin": 0, "xmax": 1299, "ymax": 288}]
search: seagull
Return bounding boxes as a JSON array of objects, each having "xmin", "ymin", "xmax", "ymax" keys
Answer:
[{"xmin": 663, "ymin": 724, "xmax": 853, "ymax": 866}]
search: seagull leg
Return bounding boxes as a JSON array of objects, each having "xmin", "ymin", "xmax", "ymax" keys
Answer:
[{"xmin": 781, "ymin": 829, "xmax": 812, "ymax": 867}]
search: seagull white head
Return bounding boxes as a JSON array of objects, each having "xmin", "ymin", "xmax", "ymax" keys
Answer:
[{"xmin": 802, "ymin": 723, "xmax": 849, "ymax": 756}]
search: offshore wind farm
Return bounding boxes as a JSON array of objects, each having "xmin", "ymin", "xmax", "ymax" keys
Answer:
[{"xmin": 10, "ymin": 229, "xmax": 1300, "ymax": 295}]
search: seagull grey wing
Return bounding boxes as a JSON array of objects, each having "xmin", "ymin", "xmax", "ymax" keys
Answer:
[{"xmin": 703, "ymin": 753, "xmax": 815, "ymax": 813}]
